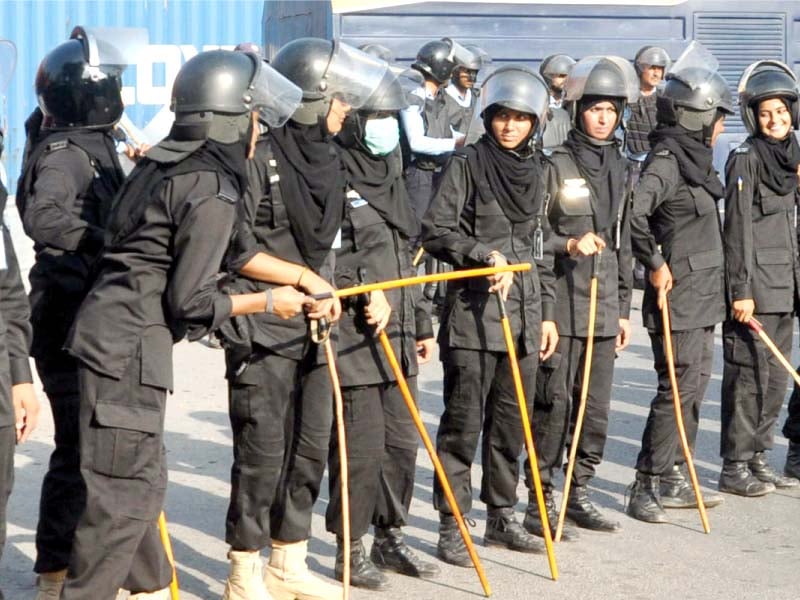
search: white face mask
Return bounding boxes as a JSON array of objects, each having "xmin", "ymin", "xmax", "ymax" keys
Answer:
[{"xmin": 363, "ymin": 116, "xmax": 400, "ymax": 155}]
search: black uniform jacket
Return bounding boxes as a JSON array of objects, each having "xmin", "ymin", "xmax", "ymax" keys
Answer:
[
  {"xmin": 630, "ymin": 149, "xmax": 726, "ymax": 332},
  {"xmin": 724, "ymin": 140, "xmax": 800, "ymax": 315},
  {"xmin": 422, "ymin": 150, "xmax": 556, "ymax": 355},
  {"xmin": 334, "ymin": 187, "xmax": 433, "ymax": 387},
  {"xmin": 0, "ymin": 186, "xmax": 33, "ymax": 428},
  {"xmin": 18, "ymin": 137, "xmax": 120, "ymax": 359},
  {"xmin": 224, "ymin": 138, "xmax": 335, "ymax": 366},
  {"xmin": 66, "ymin": 169, "xmax": 237, "ymax": 413},
  {"xmin": 543, "ymin": 146, "xmax": 632, "ymax": 337}
]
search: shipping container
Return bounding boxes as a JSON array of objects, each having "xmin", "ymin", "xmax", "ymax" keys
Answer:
[{"xmin": 0, "ymin": 0, "xmax": 265, "ymax": 191}]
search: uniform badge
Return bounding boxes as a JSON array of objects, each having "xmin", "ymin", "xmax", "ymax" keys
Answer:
[{"xmin": 561, "ymin": 178, "xmax": 590, "ymax": 201}]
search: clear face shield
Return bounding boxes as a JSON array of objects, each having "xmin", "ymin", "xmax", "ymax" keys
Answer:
[
  {"xmin": 69, "ymin": 26, "xmax": 148, "ymax": 70},
  {"xmin": 662, "ymin": 40, "xmax": 721, "ymax": 93},
  {"xmin": 320, "ymin": 40, "xmax": 389, "ymax": 110},
  {"xmin": 247, "ymin": 57, "xmax": 303, "ymax": 128}
]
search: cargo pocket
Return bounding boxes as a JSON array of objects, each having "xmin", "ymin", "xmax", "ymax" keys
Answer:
[
  {"xmin": 91, "ymin": 402, "xmax": 162, "ymax": 481},
  {"xmin": 687, "ymin": 248, "xmax": 723, "ymax": 299},
  {"xmin": 755, "ymin": 247, "xmax": 792, "ymax": 290},
  {"xmin": 723, "ymin": 333, "xmax": 757, "ymax": 368},
  {"xmin": 349, "ymin": 203, "xmax": 389, "ymax": 251}
]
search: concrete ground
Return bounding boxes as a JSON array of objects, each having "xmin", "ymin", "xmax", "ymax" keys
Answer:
[{"xmin": 1, "ymin": 210, "xmax": 798, "ymax": 600}]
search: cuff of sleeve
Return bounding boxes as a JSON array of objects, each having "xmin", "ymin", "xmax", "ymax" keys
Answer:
[
  {"xmin": 211, "ymin": 295, "xmax": 234, "ymax": 333},
  {"xmin": 550, "ymin": 234, "xmax": 570, "ymax": 256},
  {"xmin": 229, "ymin": 248, "xmax": 260, "ymax": 274},
  {"xmin": 646, "ymin": 253, "xmax": 666, "ymax": 272},
  {"xmin": 731, "ymin": 283, "xmax": 753, "ymax": 302},
  {"xmin": 415, "ymin": 314, "xmax": 434, "ymax": 341},
  {"xmin": 619, "ymin": 302, "xmax": 632, "ymax": 320},
  {"xmin": 541, "ymin": 301, "xmax": 555, "ymax": 323},
  {"xmin": 467, "ymin": 242, "xmax": 496, "ymax": 265},
  {"xmin": 10, "ymin": 357, "xmax": 33, "ymax": 385}
]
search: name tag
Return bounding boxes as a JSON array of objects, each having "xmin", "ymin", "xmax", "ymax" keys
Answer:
[{"xmin": 561, "ymin": 178, "xmax": 591, "ymax": 201}]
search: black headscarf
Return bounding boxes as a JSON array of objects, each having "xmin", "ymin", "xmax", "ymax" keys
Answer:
[
  {"xmin": 647, "ymin": 125, "xmax": 725, "ymax": 199},
  {"xmin": 749, "ymin": 107, "xmax": 800, "ymax": 194},
  {"xmin": 338, "ymin": 126, "xmax": 419, "ymax": 238},
  {"xmin": 469, "ymin": 132, "xmax": 543, "ymax": 223},
  {"xmin": 269, "ymin": 120, "xmax": 345, "ymax": 270},
  {"xmin": 106, "ymin": 135, "xmax": 249, "ymax": 245},
  {"xmin": 563, "ymin": 127, "xmax": 626, "ymax": 232}
]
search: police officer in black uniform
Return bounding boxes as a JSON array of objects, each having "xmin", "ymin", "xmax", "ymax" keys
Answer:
[
  {"xmin": 422, "ymin": 65, "xmax": 558, "ymax": 565},
  {"xmin": 626, "ymin": 49, "xmax": 732, "ymax": 523},
  {"xmin": 0, "ymin": 40, "xmax": 40, "ymax": 597},
  {"xmin": 325, "ymin": 70, "xmax": 438, "ymax": 589},
  {"xmin": 720, "ymin": 60, "xmax": 800, "ymax": 494},
  {"xmin": 14, "ymin": 27, "xmax": 130, "ymax": 600},
  {"xmin": 59, "ymin": 49, "xmax": 308, "ymax": 600},
  {"xmin": 220, "ymin": 39, "xmax": 388, "ymax": 600},
  {"xmin": 527, "ymin": 56, "xmax": 637, "ymax": 538}
]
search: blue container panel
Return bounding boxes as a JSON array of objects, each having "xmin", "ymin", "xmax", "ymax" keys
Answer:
[{"xmin": 0, "ymin": 0, "xmax": 264, "ymax": 190}]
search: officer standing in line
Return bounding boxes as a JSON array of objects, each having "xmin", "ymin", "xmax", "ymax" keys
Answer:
[
  {"xmin": 526, "ymin": 56, "xmax": 637, "ymax": 539},
  {"xmin": 625, "ymin": 46, "xmax": 732, "ymax": 523},
  {"xmin": 59, "ymin": 50, "xmax": 309, "ymax": 600},
  {"xmin": 219, "ymin": 39, "xmax": 389, "ymax": 600},
  {"xmin": 540, "ymin": 54, "xmax": 576, "ymax": 110},
  {"xmin": 0, "ymin": 41, "xmax": 40, "ymax": 600},
  {"xmin": 626, "ymin": 46, "xmax": 671, "ymax": 289},
  {"xmin": 422, "ymin": 65, "xmax": 558, "ymax": 566},
  {"xmin": 14, "ymin": 27, "xmax": 131, "ymax": 600},
  {"xmin": 326, "ymin": 70, "xmax": 438, "ymax": 590},
  {"xmin": 719, "ymin": 60, "xmax": 800, "ymax": 494},
  {"xmin": 400, "ymin": 38, "xmax": 465, "ymax": 228},
  {"xmin": 442, "ymin": 45, "xmax": 490, "ymax": 135}
]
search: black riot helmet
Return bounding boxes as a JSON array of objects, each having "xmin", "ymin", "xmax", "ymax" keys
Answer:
[
  {"xmin": 539, "ymin": 54, "xmax": 576, "ymax": 89},
  {"xmin": 35, "ymin": 27, "xmax": 145, "ymax": 129},
  {"xmin": 480, "ymin": 65, "xmax": 550, "ymax": 143},
  {"xmin": 412, "ymin": 39, "xmax": 456, "ymax": 84},
  {"xmin": 634, "ymin": 46, "xmax": 671, "ymax": 76},
  {"xmin": 272, "ymin": 37, "xmax": 388, "ymax": 126},
  {"xmin": 359, "ymin": 43, "xmax": 394, "ymax": 64},
  {"xmin": 563, "ymin": 56, "xmax": 639, "ymax": 127},
  {"xmin": 738, "ymin": 60, "xmax": 800, "ymax": 135},
  {"xmin": 656, "ymin": 68, "xmax": 734, "ymax": 135},
  {"xmin": 170, "ymin": 49, "xmax": 302, "ymax": 142}
]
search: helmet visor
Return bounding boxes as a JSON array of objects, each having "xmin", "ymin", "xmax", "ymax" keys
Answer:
[
  {"xmin": 70, "ymin": 26, "xmax": 148, "ymax": 68},
  {"xmin": 323, "ymin": 40, "xmax": 389, "ymax": 109},
  {"xmin": 0, "ymin": 40, "xmax": 16, "ymax": 94},
  {"xmin": 738, "ymin": 60, "xmax": 798, "ymax": 97},
  {"xmin": 667, "ymin": 40, "xmax": 719, "ymax": 87},
  {"xmin": 249, "ymin": 58, "xmax": 304, "ymax": 128}
]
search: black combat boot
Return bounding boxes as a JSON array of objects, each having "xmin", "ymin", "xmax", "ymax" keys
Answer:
[
  {"xmin": 785, "ymin": 441, "xmax": 800, "ymax": 480},
  {"xmin": 484, "ymin": 507, "xmax": 544, "ymax": 553},
  {"xmin": 626, "ymin": 471, "xmax": 668, "ymax": 524},
  {"xmin": 718, "ymin": 460, "xmax": 775, "ymax": 497},
  {"xmin": 566, "ymin": 485, "xmax": 621, "ymax": 532},
  {"xmin": 335, "ymin": 538, "xmax": 390, "ymax": 590},
  {"xmin": 522, "ymin": 489, "xmax": 578, "ymax": 542},
  {"xmin": 437, "ymin": 514, "xmax": 472, "ymax": 568},
  {"xmin": 748, "ymin": 451, "xmax": 799, "ymax": 488},
  {"xmin": 660, "ymin": 464, "xmax": 724, "ymax": 509},
  {"xmin": 370, "ymin": 526, "xmax": 440, "ymax": 579}
]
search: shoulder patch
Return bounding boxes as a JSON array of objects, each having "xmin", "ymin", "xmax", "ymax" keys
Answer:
[
  {"xmin": 46, "ymin": 139, "xmax": 69, "ymax": 153},
  {"xmin": 654, "ymin": 149, "xmax": 671, "ymax": 157},
  {"xmin": 734, "ymin": 146, "xmax": 750, "ymax": 154},
  {"xmin": 217, "ymin": 176, "xmax": 239, "ymax": 204}
]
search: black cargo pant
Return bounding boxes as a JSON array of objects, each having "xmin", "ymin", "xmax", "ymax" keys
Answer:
[
  {"xmin": 0, "ymin": 425, "xmax": 13, "ymax": 569},
  {"xmin": 636, "ymin": 326, "xmax": 714, "ymax": 475},
  {"xmin": 60, "ymin": 362, "xmax": 172, "ymax": 600},
  {"xmin": 721, "ymin": 314, "xmax": 793, "ymax": 461},
  {"xmin": 783, "ymin": 368, "xmax": 800, "ymax": 443},
  {"xmin": 225, "ymin": 347, "xmax": 332, "ymax": 550},
  {"xmin": 327, "ymin": 379, "xmax": 419, "ymax": 540},
  {"xmin": 33, "ymin": 352, "xmax": 85, "ymax": 574},
  {"xmin": 529, "ymin": 335, "xmax": 616, "ymax": 489},
  {"xmin": 433, "ymin": 347, "xmax": 537, "ymax": 514}
]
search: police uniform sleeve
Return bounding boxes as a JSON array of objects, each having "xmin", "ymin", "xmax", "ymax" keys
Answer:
[
  {"xmin": 723, "ymin": 148, "xmax": 756, "ymax": 302},
  {"xmin": 227, "ymin": 154, "xmax": 266, "ymax": 273},
  {"xmin": 630, "ymin": 154, "xmax": 677, "ymax": 271},
  {"xmin": 165, "ymin": 174, "xmax": 236, "ymax": 337},
  {"xmin": 421, "ymin": 154, "xmax": 493, "ymax": 265},
  {"xmin": 538, "ymin": 166, "xmax": 558, "ymax": 322},
  {"xmin": 542, "ymin": 159, "xmax": 570, "ymax": 255},
  {"xmin": 617, "ymin": 189, "xmax": 634, "ymax": 320},
  {"xmin": 0, "ymin": 221, "xmax": 33, "ymax": 384},
  {"xmin": 22, "ymin": 146, "xmax": 103, "ymax": 253}
]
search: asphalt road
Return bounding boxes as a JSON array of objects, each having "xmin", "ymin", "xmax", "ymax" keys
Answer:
[{"xmin": 2, "ymin": 290, "xmax": 799, "ymax": 600}]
